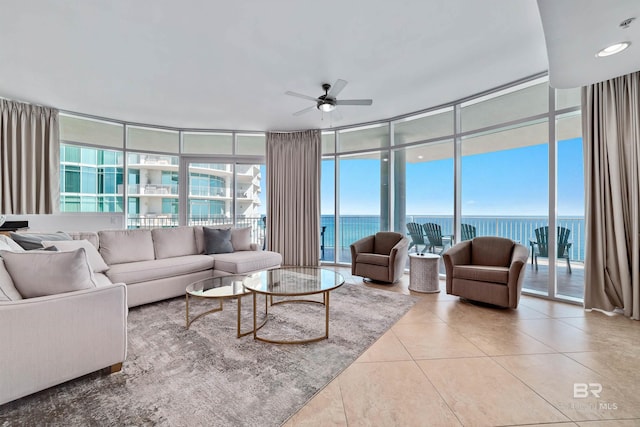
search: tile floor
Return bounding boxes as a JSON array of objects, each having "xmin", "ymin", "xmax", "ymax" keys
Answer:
[{"xmin": 283, "ymin": 267, "xmax": 640, "ymax": 427}]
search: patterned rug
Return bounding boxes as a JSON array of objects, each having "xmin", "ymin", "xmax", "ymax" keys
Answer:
[{"xmin": 0, "ymin": 283, "xmax": 416, "ymax": 426}]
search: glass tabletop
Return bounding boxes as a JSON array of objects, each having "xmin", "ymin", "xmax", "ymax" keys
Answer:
[
  {"xmin": 186, "ymin": 275, "xmax": 249, "ymax": 298},
  {"xmin": 242, "ymin": 267, "xmax": 345, "ymax": 296}
]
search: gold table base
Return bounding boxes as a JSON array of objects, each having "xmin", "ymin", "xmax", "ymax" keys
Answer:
[
  {"xmin": 251, "ymin": 291, "xmax": 331, "ymax": 344},
  {"xmin": 186, "ymin": 292, "xmax": 267, "ymax": 338}
]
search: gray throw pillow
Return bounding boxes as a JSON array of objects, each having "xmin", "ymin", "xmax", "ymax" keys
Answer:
[
  {"xmin": 203, "ymin": 227, "xmax": 234, "ymax": 254},
  {"xmin": 9, "ymin": 231, "xmax": 72, "ymax": 251}
]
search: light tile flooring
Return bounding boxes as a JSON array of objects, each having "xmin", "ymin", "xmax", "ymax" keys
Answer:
[{"xmin": 284, "ymin": 267, "xmax": 640, "ymax": 427}]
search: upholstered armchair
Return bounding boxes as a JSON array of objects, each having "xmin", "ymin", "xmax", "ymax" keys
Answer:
[
  {"xmin": 442, "ymin": 236, "xmax": 528, "ymax": 308},
  {"xmin": 350, "ymin": 232, "xmax": 409, "ymax": 283}
]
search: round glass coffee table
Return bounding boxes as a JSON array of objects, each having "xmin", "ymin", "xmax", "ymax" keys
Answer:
[
  {"xmin": 185, "ymin": 275, "xmax": 267, "ymax": 337},
  {"xmin": 242, "ymin": 267, "xmax": 345, "ymax": 344}
]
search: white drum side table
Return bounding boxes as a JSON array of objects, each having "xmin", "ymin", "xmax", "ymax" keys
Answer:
[{"xmin": 409, "ymin": 253, "xmax": 441, "ymax": 293}]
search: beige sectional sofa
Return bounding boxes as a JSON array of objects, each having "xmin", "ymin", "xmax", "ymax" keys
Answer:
[
  {"xmin": 90, "ymin": 226, "xmax": 282, "ymax": 307},
  {"xmin": 0, "ymin": 225, "xmax": 282, "ymax": 405}
]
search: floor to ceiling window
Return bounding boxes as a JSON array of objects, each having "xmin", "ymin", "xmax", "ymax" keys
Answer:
[
  {"xmin": 320, "ymin": 75, "xmax": 584, "ymax": 304},
  {"xmin": 336, "ymin": 124, "xmax": 389, "ymax": 263},
  {"xmin": 58, "ymin": 115, "xmax": 266, "ymax": 243}
]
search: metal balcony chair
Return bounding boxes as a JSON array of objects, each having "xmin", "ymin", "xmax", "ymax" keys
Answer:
[
  {"xmin": 406, "ymin": 222, "xmax": 428, "ymax": 254},
  {"xmin": 530, "ymin": 226, "xmax": 572, "ymax": 274}
]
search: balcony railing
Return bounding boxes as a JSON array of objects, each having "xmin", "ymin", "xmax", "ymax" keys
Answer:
[{"xmin": 128, "ymin": 184, "xmax": 178, "ymax": 195}]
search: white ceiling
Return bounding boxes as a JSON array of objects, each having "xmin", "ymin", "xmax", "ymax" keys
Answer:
[
  {"xmin": 2, "ymin": 1, "xmax": 629, "ymax": 132},
  {"xmin": 538, "ymin": 0, "xmax": 640, "ymax": 89}
]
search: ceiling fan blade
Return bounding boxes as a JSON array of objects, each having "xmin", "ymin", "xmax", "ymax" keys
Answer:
[
  {"xmin": 285, "ymin": 91, "xmax": 318, "ymax": 102},
  {"xmin": 327, "ymin": 79, "xmax": 347, "ymax": 98},
  {"xmin": 292, "ymin": 105, "xmax": 317, "ymax": 116},
  {"xmin": 335, "ymin": 99, "xmax": 373, "ymax": 106}
]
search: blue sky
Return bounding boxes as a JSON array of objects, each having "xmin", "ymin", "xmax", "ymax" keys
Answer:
[{"xmin": 320, "ymin": 137, "xmax": 584, "ymax": 217}]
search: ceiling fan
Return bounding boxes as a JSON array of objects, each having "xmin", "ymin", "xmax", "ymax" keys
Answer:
[{"xmin": 285, "ymin": 79, "xmax": 373, "ymax": 117}]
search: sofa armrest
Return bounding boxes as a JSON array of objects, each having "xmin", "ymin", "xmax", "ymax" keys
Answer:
[
  {"xmin": 0, "ymin": 283, "xmax": 128, "ymax": 405},
  {"xmin": 250, "ymin": 243, "xmax": 260, "ymax": 251},
  {"xmin": 508, "ymin": 243, "xmax": 529, "ymax": 308},
  {"xmin": 442, "ymin": 240, "xmax": 472, "ymax": 293},
  {"xmin": 350, "ymin": 235, "xmax": 375, "ymax": 275},
  {"xmin": 389, "ymin": 236, "xmax": 409, "ymax": 282}
]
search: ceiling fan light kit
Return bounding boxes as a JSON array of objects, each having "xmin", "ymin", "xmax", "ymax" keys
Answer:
[{"xmin": 286, "ymin": 79, "xmax": 373, "ymax": 117}]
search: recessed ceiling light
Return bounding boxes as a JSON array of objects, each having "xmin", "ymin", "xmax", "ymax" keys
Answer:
[{"xmin": 596, "ymin": 42, "xmax": 630, "ymax": 57}]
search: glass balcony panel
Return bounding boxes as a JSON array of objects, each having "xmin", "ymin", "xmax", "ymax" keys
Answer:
[
  {"xmin": 556, "ymin": 112, "xmax": 584, "ymax": 300},
  {"xmin": 338, "ymin": 124, "xmax": 389, "ymax": 152},
  {"xmin": 461, "ymin": 80, "xmax": 549, "ymax": 132},
  {"xmin": 556, "ymin": 87, "xmax": 581, "ymax": 110},
  {"xmin": 237, "ymin": 134, "xmax": 266, "ymax": 156},
  {"xmin": 127, "ymin": 126, "xmax": 179, "ymax": 153},
  {"xmin": 393, "ymin": 108, "xmax": 454, "ymax": 145},
  {"xmin": 338, "ymin": 151, "xmax": 383, "ymax": 263},
  {"xmin": 60, "ymin": 114, "xmax": 124, "ymax": 148},
  {"xmin": 183, "ymin": 132, "xmax": 233, "ymax": 155}
]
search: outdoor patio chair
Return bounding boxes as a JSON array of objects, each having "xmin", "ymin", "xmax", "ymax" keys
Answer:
[
  {"xmin": 406, "ymin": 222, "xmax": 428, "ymax": 254},
  {"xmin": 530, "ymin": 226, "xmax": 572, "ymax": 274},
  {"xmin": 443, "ymin": 236, "xmax": 529, "ymax": 308},
  {"xmin": 461, "ymin": 223, "xmax": 477, "ymax": 241},
  {"xmin": 422, "ymin": 223, "xmax": 452, "ymax": 255}
]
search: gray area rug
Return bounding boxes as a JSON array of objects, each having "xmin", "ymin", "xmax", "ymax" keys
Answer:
[{"xmin": 0, "ymin": 283, "xmax": 416, "ymax": 426}]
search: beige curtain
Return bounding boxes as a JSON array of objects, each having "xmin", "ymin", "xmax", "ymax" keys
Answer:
[
  {"xmin": 266, "ymin": 130, "xmax": 321, "ymax": 266},
  {"xmin": 1, "ymin": 99, "xmax": 59, "ymax": 214},
  {"xmin": 582, "ymin": 71, "xmax": 640, "ymax": 319}
]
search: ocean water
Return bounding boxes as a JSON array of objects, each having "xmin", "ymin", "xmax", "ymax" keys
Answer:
[{"xmin": 320, "ymin": 215, "xmax": 585, "ymax": 262}]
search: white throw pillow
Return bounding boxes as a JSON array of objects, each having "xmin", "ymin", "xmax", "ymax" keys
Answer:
[
  {"xmin": 0, "ymin": 235, "xmax": 25, "ymax": 252},
  {"xmin": 0, "ymin": 259, "xmax": 23, "ymax": 301},
  {"xmin": 0, "ymin": 248, "xmax": 97, "ymax": 298},
  {"xmin": 231, "ymin": 227, "xmax": 252, "ymax": 251},
  {"xmin": 42, "ymin": 239, "xmax": 110, "ymax": 273}
]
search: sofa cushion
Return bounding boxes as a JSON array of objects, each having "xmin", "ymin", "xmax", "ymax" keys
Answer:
[
  {"xmin": 355, "ymin": 253, "xmax": 390, "ymax": 267},
  {"xmin": 9, "ymin": 231, "xmax": 72, "ymax": 251},
  {"xmin": 93, "ymin": 272, "xmax": 114, "ymax": 287},
  {"xmin": 453, "ymin": 265, "xmax": 509, "ymax": 285},
  {"xmin": 99, "ymin": 229, "xmax": 155, "ymax": 265},
  {"xmin": 471, "ymin": 237, "xmax": 514, "ymax": 267},
  {"xmin": 42, "ymin": 239, "xmax": 110, "ymax": 273},
  {"xmin": 203, "ymin": 227, "xmax": 234, "ymax": 254},
  {"xmin": 373, "ymin": 232, "xmax": 402, "ymax": 255},
  {"xmin": 211, "ymin": 250, "xmax": 282, "ymax": 274},
  {"xmin": 0, "ymin": 259, "xmax": 22, "ymax": 301},
  {"xmin": 0, "ymin": 249, "xmax": 97, "ymax": 298},
  {"xmin": 231, "ymin": 227, "xmax": 252, "ymax": 251},
  {"xmin": 68, "ymin": 231, "xmax": 100, "ymax": 249},
  {"xmin": 151, "ymin": 227, "xmax": 198, "ymax": 259},
  {"xmin": 0, "ymin": 235, "xmax": 25, "ymax": 252},
  {"xmin": 106, "ymin": 255, "xmax": 214, "ymax": 285}
]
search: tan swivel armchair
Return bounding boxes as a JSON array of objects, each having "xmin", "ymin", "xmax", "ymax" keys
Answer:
[
  {"xmin": 350, "ymin": 232, "xmax": 409, "ymax": 284},
  {"xmin": 442, "ymin": 236, "xmax": 528, "ymax": 308}
]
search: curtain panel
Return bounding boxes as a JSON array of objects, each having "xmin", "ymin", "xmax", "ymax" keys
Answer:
[
  {"xmin": 266, "ymin": 130, "xmax": 321, "ymax": 266},
  {"xmin": 0, "ymin": 99, "xmax": 60, "ymax": 214},
  {"xmin": 582, "ymin": 71, "xmax": 640, "ymax": 319}
]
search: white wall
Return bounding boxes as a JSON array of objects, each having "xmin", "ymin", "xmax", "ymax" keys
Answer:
[{"xmin": 5, "ymin": 213, "xmax": 125, "ymax": 232}]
